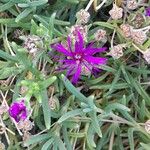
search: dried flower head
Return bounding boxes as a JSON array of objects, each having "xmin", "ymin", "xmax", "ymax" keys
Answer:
[
  {"xmin": 131, "ymin": 30, "xmax": 147, "ymax": 44},
  {"xmin": 143, "ymin": 49, "xmax": 150, "ymax": 64},
  {"xmin": 109, "ymin": 45, "xmax": 124, "ymax": 59},
  {"xmin": 127, "ymin": 0, "xmax": 138, "ymax": 10},
  {"xmin": 9, "ymin": 100, "xmax": 27, "ymax": 122},
  {"xmin": 132, "ymin": 13, "xmax": 144, "ymax": 28},
  {"xmin": 109, "ymin": 3, "xmax": 123, "ymax": 20},
  {"xmin": 0, "ymin": 142, "xmax": 5, "ymax": 150},
  {"xmin": 69, "ymin": 25, "xmax": 88, "ymax": 42},
  {"xmin": 51, "ymin": 31, "xmax": 107, "ymax": 83},
  {"xmin": 22, "ymin": 132, "xmax": 31, "ymax": 145},
  {"xmin": 17, "ymin": 119, "xmax": 34, "ymax": 131},
  {"xmin": 49, "ymin": 97, "xmax": 57, "ymax": 110},
  {"xmin": 145, "ymin": 120, "xmax": 150, "ymax": 133},
  {"xmin": 0, "ymin": 102, "xmax": 8, "ymax": 115},
  {"xmin": 120, "ymin": 24, "xmax": 133, "ymax": 38},
  {"xmin": 13, "ymin": 29, "xmax": 23, "ymax": 39},
  {"xmin": 94, "ymin": 29, "xmax": 107, "ymax": 42},
  {"xmin": 145, "ymin": 7, "xmax": 150, "ymax": 16},
  {"xmin": 23, "ymin": 35, "xmax": 41, "ymax": 54},
  {"xmin": 76, "ymin": 9, "xmax": 90, "ymax": 24}
]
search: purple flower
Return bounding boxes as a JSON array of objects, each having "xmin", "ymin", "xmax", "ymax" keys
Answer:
[
  {"xmin": 9, "ymin": 100, "xmax": 27, "ymax": 122},
  {"xmin": 51, "ymin": 31, "xmax": 107, "ymax": 83},
  {"xmin": 146, "ymin": 7, "xmax": 150, "ymax": 16}
]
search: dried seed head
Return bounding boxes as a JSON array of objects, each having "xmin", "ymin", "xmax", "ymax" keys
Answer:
[
  {"xmin": 49, "ymin": 97, "xmax": 57, "ymax": 110},
  {"xmin": 17, "ymin": 119, "xmax": 34, "ymax": 131},
  {"xmin": 132, "ymin": 13, "xmax": 144, "ymax": 28},
  {"xmin": 94, "ymin": 29, "xmax": 107, "ymax": 42},
  {"xmin": 69, "ymin": 25, "xmax": 88, "ymax": 42},
  {"xmin": 120, "ymin": 24, "xmax": 133, "ymax": 38},
  {"xmin": 13, "ymin": 29, "xmax": 23, "ymax": 39},
  {"xmin": 127, "ymin": 0, "xmax": 138, "ymax": 10},
  {"xmin": 0, "ymin": 103, "xmax": 8, "ymax": 115},
  {"xmin": 76, "ymin": 9, "xmax": 90, "ymax": 24},
  {"xmin": 145, "ymin": 120, "xmax": 150, "ymax": 133},
  {"xmin": 0, "ymin": 142, "xmax": 5, "ymax": 150},
  {"xmin": 22, "ymin": 132, "xmax": 31, "ymax": 146},
  {"xmin": 131, "ymin": 30, "xmax": 147, "ymax": 44},
  {"xmin": 109, "ymin": 4, "xmax": 123, "ymax": 20},
  {"xmin": 109, "ymin": 45, "xmax": 124, "ymax": 59},
  {"xmin": 143, "ymin": 49, "xmax": 150, "ymax": 64},
  {"xmin": 23, "ymin": 35, "xmax": 41, "ymax": 54}
]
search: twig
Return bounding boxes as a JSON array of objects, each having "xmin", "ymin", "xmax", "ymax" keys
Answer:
[
  {"xmin": 111, "ymin": 29, "xmax": 116, "ymax": 48},
  {"xmin": 95, "ymin": 0, "xmax": 107, "ymax": 11},
  {"xmin": 85, "ymin": 0, "xmax": 94, "ymax": 11},
  {"xmin": 109, "ymin": 130, "xmax": 114, "ymax": 150}
]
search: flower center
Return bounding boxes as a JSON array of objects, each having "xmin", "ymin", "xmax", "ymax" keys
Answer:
[{"xmin": 75, "ymin": 54, "xmax": 82, "ymax": 60}]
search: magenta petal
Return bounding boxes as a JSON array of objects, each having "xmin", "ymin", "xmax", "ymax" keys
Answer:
[
  {"xmin": 75, "ymin": 41, "xmax": 80, "ymax": 53},
  {"xmin": 51, "ymin": 44, "xmax": 72, "ymax": 56},
  {"xmin": 84, "ymin": 56, "xmax": 107, "ymax": 64},
  {"xmin": 85, "ymin": 47, "xmax": 107, "ymax": 55},
  {"xmin": 72, "ymin": 65, "xmax": 81, "ymax": 83},
  {"xmin": 66, "ymin": 65, "xmax": 76, "ymax": 77},
  {"xmin": 9, "ymin": 100, "xmax": 27, "ymax": 122},
  {"xmin": 60, "ymin": 59, "xmax": 76, "ymax": 64},
  {"xmin": 77, "ymin": 31, "xmax": 84, "ymax": 49},
  {"xmin": 67, "ymin": 36, "xmax": 73, "ymax": 52}
]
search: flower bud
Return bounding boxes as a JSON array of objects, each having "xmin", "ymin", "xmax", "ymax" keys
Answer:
[
  {"xmin": 76, "ymin": 9, "xmax": 90, "ymax": 24},
  {"xmin": 131, "ymin": 30, "xmax": 147, "ymax": 44},
  {"xmin": 109, "ymin": 45, "xmax": 124, "ymax": 59},
  {"xmin": 120, "ymin": 24, "xmax": 133, "ymax": 38},
  {"xmin": 109, "ymin": 4, "xmax": 123, "ymax": 20},
  {"xmin": 127, "ymin": 0, "xmax": 138, "ymax": 10},
  {"xmin": 94, "ymin": 29, "xmax": 107, "ymax": 42}
]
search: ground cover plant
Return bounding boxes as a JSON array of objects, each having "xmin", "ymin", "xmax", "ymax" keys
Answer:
[{"xmin": 0, "ymin": 0, "xmax": 150, "ymax": 149}]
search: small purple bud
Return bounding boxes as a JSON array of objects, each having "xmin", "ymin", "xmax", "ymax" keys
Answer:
[
  {"xmin": 9, "ymin": 100, "xmax": 27, "ymax": 122},
  {"xmin": 145, "ymin": 7, "xmax": 150, "ymax": 16}
]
